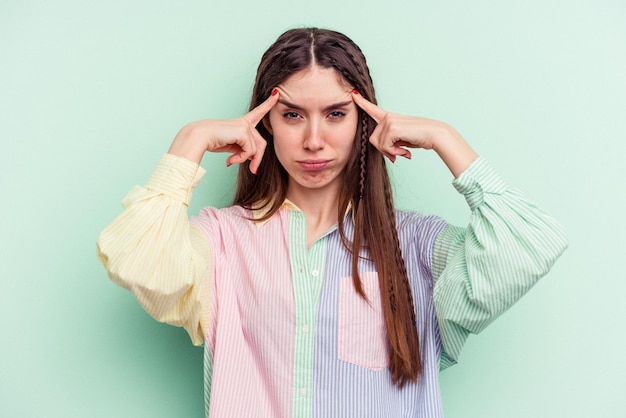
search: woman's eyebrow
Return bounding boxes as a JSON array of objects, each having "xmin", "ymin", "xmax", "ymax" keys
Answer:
[{"xmin": 277, "ymin": 99, "xmax": 353, "ymax": 112}]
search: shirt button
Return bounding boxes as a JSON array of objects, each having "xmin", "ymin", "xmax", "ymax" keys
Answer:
[
  {"xmin": 302, "ymin": 325, "xmax": 309, "ymax": 334},
  {"xmin": 311, "ymin": 269, "xmax": 319, "ymax": 277},
  {"xmin": 300, "ymin": 388, "xmax": 306, "ymax": 397}
]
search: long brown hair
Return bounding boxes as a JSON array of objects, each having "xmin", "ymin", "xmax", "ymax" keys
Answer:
[{"xmin": 233, "ymin": 28, "xmax": 421, "ymax": 387}]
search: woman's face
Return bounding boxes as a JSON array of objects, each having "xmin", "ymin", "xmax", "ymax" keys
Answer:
[{"xmin": 267, "ymin": 66, "xmax": 358, "ymax": 199}]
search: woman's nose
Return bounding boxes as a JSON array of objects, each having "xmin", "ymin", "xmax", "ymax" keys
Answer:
[{"xmin": 303, "ymin": 123, "xmax": 324, "ymax": 151}]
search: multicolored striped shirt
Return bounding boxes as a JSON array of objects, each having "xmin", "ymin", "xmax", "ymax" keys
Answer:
[{"xmin": 97, "ymin": 154, "xmax": 567, "ymax": 417}]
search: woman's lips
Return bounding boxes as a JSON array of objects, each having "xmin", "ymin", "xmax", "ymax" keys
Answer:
[{"xmin": 297, "ymin": 159, "xmax": 330, "ymax": 171}]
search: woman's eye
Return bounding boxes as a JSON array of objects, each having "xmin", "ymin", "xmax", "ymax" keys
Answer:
[
  {"xmin": 329, "ymin": 111, "xmax": 346, "ymax": 119},
  {"xmin": 283, "ymin": 112, "xmax": 300, "ymax": 120}
]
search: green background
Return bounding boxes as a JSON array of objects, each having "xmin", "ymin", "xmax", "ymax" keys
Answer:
[{"xmin": 2, "ymin": 0, "xmax": 624, "ymax": 417}]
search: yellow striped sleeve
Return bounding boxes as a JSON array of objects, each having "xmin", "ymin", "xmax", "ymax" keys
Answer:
[
  {"xmin": 96, "ymin": 153, "xmax": 211, "ymax": 345},
  {"xmin": 432, "ymin": 157, "xmax": 568, "ymax": 369}
]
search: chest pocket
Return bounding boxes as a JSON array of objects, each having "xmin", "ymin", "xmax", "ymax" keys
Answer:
[{"xmin": 338, "ymin": 272, "xmax": 390, "ymax": 371}]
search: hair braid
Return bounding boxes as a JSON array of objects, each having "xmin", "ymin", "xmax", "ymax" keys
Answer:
[
  {"xmin": 344, "ymin": 45, "xmax": 373, "ymax": 93},
  {"xmin": 382, "ymin": 180, "xmax": 417, "ymax": 324},
  {"xmin": 358, "ymin": 114, "xmax": 368, "ymax": 199},
  {"xmin": 349, "ymin": 111, "xmax": 371, "ymax": 299},
  {"xmin": 330, "ymin": 60, "xmax": 359, "ymax": 91}
]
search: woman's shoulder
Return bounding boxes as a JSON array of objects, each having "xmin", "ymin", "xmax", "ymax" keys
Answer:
[
  {"xmin": 191, "ymin": 203, "xmax": 286, "ymax": 231},
  {"xmin": 188, "ymin": 204, "xmax": 245, "ymax": 231},
  {"xmin": 394, "ymin": 209, "xmax": 447, "ymax": 228},
  {"xmin": 192, "ymin": 204, "xmax": 253, "ymax": 225},
  {"xmin": 199, "ymin": 204, "xmax": 249, "ymax": 216},
  {"xmin": 394, "ymin": 209, "xmax": 449, "ymax": 245}
]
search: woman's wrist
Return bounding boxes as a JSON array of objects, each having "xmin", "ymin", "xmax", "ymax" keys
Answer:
[
  {"xmin": 168, "ymin": 124, "xmax": 207, "ymax": 164},
  {"xmin": 432, "ymin": 124, "xmax": 479, "ymax": 178}
]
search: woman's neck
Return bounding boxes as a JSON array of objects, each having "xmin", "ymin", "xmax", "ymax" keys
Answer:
[{"xmin": 286, "ymin": 183, "xmax": 341, "ymax": 248}]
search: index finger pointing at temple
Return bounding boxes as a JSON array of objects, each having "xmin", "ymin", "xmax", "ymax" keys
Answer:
[
  {"xmin": 351, "ymin": 90, "xmax": 386, "ymax": 123},
  {"xmin": 244, "ymin": 89, "xmax": 280, "ymax": 125}
]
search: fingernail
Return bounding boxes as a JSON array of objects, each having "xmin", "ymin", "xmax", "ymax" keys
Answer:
[
  {"xmin": 352, "ymin": 89, "xmax": 359, "ymax": 95},
  {"xmin": 253, "ymin": 167, "xmax": 258, "ymax": 175},
  {"xmin": 272, "ymin": 89, "xmax": 278, "ymax": 96}
]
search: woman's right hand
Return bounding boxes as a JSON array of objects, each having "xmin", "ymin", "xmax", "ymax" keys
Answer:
[{"xmin": 168, "ymin": 90, "xmax": 279, "ymax": 174}]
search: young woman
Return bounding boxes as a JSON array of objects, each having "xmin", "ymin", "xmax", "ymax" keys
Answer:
[{"xmin": 98, "ymin": 28, "xmax": 567, "ymax": 417}]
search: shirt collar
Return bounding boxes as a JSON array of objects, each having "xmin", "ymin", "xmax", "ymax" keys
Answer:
[
  {"xmin": 252, "ymin": 198, "xmax": 301, "ymax": 228},
  {"xmin": 252, "ymin": 198, "xmax": 353, "ymax": 228}
]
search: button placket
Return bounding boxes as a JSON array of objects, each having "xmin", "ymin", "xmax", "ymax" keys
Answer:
[{"xmin": 288, "ymin": 211, "xmax": 327, "ymax": 417}]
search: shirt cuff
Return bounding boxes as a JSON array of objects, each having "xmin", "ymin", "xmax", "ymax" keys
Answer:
[
  {"xmin": 145, "ymin": 153, "xmax": 206, "ymax": 205},
  {"xmin": 452, "ymin": 157, "xmax": 508, "ymax": 211}
]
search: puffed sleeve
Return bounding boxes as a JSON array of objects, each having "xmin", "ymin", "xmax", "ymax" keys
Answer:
[
  {"xmin": 431, "ymin": 157, "xmax": 568, "ymax": 369},
  {"xmin": 96, "ymin": 153, "xmax": 212, "ymax": 345}
]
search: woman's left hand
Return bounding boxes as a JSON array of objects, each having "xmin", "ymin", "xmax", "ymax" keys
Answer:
[{"xmin": 351, "ymin": 90, "xmax": 478, "ymax": 177}]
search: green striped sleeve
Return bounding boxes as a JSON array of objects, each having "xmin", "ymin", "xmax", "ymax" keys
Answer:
[{"xmin": 432, "ymin": 157, "xmax": 568, "ymax": 370}]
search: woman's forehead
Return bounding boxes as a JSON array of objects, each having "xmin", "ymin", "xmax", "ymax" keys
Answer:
[{"xmin": 277, "ymin": 66, "xmax": 353, "ymax": 107}]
